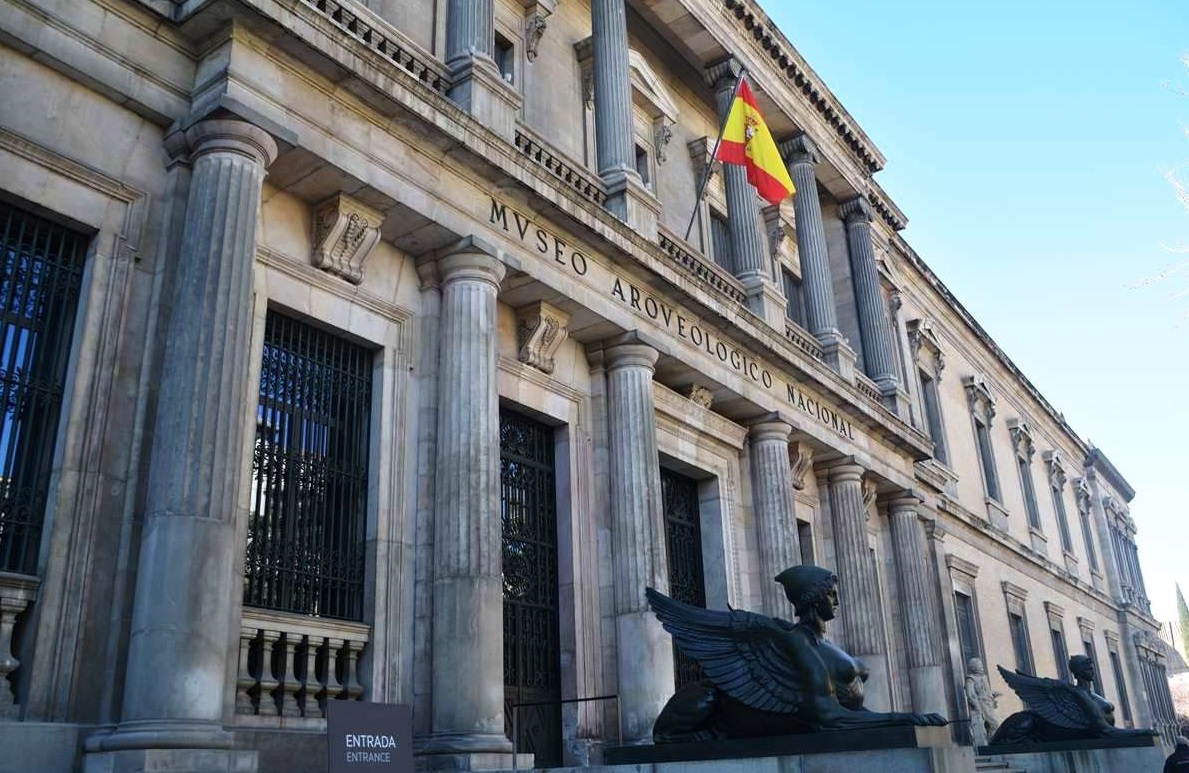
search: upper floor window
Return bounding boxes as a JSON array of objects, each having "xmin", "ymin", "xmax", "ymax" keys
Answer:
[
  {"xmin": 782, "ymin": 268, "xmax": 805, "ymax": 327},
  {"xmin": 1074, "ymin": 478, "xmax": 1099, "ymax": 572},
  {"xmin": 964, "ymin": 375, "xmax": 1000, "ymax": 502},
  {"xmin": 1045, "ymin": 451, "xmax": 1074, "ymax": 554},
  {"xmin": 1046, "ymin": 602, "xmax": 1071, "ymax": 681},
  {"xmin": 244, "ymin": 310, "xmax": 374, "ymax": 621},
  {"xmin": 1008, "ymin": 420, "xmax": 1042, "ymax": 531},
  {"xmin": 0, "ymin": 201, "xmax": 86, "ymax": 576},
  {"xmin": 709, "ymin": 209, "xmax": 732, "ymax": 273},
  {"xmin": 1003, "ymin": 581, "xmax": 1034, "ymax": 674},
  {"xmin": 494, "ymin": 32, "xmax": 516, "ymax": 84},
  {"xmin": 908, "ymin": 319, "xmax": 948, "ymax": 464}
]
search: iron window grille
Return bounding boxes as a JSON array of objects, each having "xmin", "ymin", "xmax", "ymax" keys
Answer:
[
  {"xmin": 243, "ymin": 311, "xmax": 372, "ymax": 621},
  {"xmin": 0, "ymin": 202, "xmax": 86, "ymax": 576},
  {"xmin": 661, "ymin": 467, "xmax": 706, "ymax": 690}
]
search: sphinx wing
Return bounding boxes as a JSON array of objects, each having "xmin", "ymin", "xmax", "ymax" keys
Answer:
[
  {"xmin": 997, "ymin": 666, "xmax": 1090, "ymax": 729},
  {"xmin": 646, "ymin": 587, "xmax": 803, "ymax": 714}
]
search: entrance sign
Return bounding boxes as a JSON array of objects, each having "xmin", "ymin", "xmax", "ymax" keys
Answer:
[{"xmin": 327, "ymin": 701, "xmax": 413, "ymax": 772}]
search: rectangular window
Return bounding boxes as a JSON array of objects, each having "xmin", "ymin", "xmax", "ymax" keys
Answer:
[
  {"xmin": 634, "ymin": 143, "xmax": 652, "ymax": 188},
  {"xmin": 782, "ymin": 269, "xmax": 806, "ymax": 327},
  {"xmin": 797, "ymin": 518, "xmax": 814, "ymax": 566},
  {"xmin": 1017, "ymin": 456, "xmax": 1042, "ymax": 530},
  {"xmin": 1052, "ymin": 484, "xmax": 1073, "ymax": 553},
  {"xmin": 1009, "ymin": 612, "xmax": 1034, "ymax": 674},
  {"xmin": 974, "ymin": 418, "xmax": 1001, "ymax": 501},
  {"xmin": 954, "ymin": 591, "xmax": 981, "ymax": 667},
  {"xmin": 1109, "ymin": 648, "xmax": 1133, "ymax": 724},
  {"xmin": 1051, "ymin": 626, "xmax": 1071, "ymax": 681},
  {"xmin": 244, "ymin": 311, "xmax": 374, "ymax": 621},
  {"xmin": 494, "ymin": 33, "xmax": 515, "ymax": 83},
  {"xmin": 0, "ymin": 202, "xmax": 86, "ymax": 576},
  {"xmin": 920, "ymin": 371, "xmax": 948, "ymax": 464},
  {"xmin": 1083, "ymin": 638, "xmax": 1102, "ymax": 694},
  {"xmin": 1080, "ymin": 511, "xmax": 1099, "ymax": 571},
  {"xmin": 709, "ymin": 210, "xmax": 732, "ymax": 273}
]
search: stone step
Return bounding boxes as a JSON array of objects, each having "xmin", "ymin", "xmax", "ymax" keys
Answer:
[{"xmin": 975, "ymin": 755, "xmax": 1026, "ymax": 773}]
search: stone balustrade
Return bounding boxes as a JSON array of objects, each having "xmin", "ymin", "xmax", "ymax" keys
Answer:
[
  {"xmin": 235, "ymin": 608, "xmax": 370, "ymax": 725},
  {"xmin": 0, "ymin": 572, "xmax": 38, "ymax": 718},
  {"xmin": 855, "ymin": 372, "xmax": 884, "ymax": 405},
  {"xmin": 783, "ymin": 319, "xmax": 825, "ymax": 360},
  {"xmin": 514, "ymin": 127, "xmax": 607, "ymax": 206},
  {"xmin": 658, "ymin": 227, "xmax": 748, "ymax": 306}
]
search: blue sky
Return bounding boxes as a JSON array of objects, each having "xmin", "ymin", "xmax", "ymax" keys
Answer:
[{"xmin": 758, "ymin": 0, "xmax": 1189, "ymax": 622}]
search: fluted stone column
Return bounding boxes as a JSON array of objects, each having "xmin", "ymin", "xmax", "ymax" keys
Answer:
[
  {"xmin": 424, "ymin": 240, "xmax": 512, "ymax": 757},
  {"xmin": 887, "ymin": 495, "xmax": 947, "ymax": 713},
  {"xmin": 781, "ymin": 135, "xmax": 855, "ymax": 378},
  {"xmin": 840, "ymin": 196, "xmax": 899, "ymax": 395},
  {"xmin": 827, "ymin": 464, "xmax": 890, "ymax": 710},
  {"xmin": 92, "ymin": 120, "xmax": 276, "ymax": 762},
  {"xmin": 445, "ymin": 0, "xmax": 520, "ymax": 138},
  {"xmin": 749, "ymin": 418, "xmax": 801, "ymax": 617},
  {"xmin": 705, "ymin": 59, "xmax": 784, "ymax": 324},
  {"xmin": 604, "ymin": 335, "xmax": 673, "ymax": 744},
  {"xmin": 590, "ymin": 0, "xmax": 657, "ymax": 234}
]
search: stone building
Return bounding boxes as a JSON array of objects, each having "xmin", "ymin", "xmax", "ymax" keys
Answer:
[{"xmin": 0, "ymin": 0, "xmax": 1176, "ymax": 769}]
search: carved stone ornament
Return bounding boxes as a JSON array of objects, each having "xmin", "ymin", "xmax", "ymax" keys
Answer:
[
  {"xmin": 653, "ymin": 119, "xmax": 673, "ymax": 165},
  {"xmin": 962, "ymin": 374, "xmax": 996, "ymax": 421},
  {"xmin": 789, "ymin": 442, "xmax": 813, "ymax": 491},
  {"xmin": 524, "ymin": 12, "xmax": 549, "ymax": 61},
  {"xmin": 687, "ymin": 384, "xmax": 713, "ymax": 409},
  {"xmin": 1007, "ymin": 419, "xmax": 1035, "ymax": 460},
  {"xmin": 907, "ymin": 318, "xmax": 944, "ymax": 377},
  {"xmin": 516, "ymin": 301, "xmax": 570, "ymax": 375},
  {"xmin": 1043, "ymin": 450, "xmax": 1067, "ymax": 489},
  {"xmin": 1073, "ymin": 477, "xmax": 1092, "ymax": 514},
  {"xmin": 862, "ymin": 478, "xmax": 878, "ymax": 513},
  {"xmin": 312, "ymin": 194, "xmax": 385, "ymax": 285}
]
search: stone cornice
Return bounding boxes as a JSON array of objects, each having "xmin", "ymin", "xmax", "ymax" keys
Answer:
[
  {"xmin": 720, "ymin": 0, "xmax": 884, "ymax": 175},
  {"xmin": 890, "ymin": 234, "xmax": 1093, "ymax": 464}
]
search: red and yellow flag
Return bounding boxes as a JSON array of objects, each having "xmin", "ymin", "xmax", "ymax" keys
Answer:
[{"xmin": 716, "ymin": 79, "xmax": 796, "ymax": 205}]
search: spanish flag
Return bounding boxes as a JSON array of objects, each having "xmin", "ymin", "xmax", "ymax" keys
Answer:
[{"xmin": 716, "ymin": 79, "xmax": 796, "ymax": 205}]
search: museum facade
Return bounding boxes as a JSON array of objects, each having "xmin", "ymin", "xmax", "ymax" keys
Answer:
[{"xmin": 0, "ymin": 0, "xmax": 1176, "ymax": 769}]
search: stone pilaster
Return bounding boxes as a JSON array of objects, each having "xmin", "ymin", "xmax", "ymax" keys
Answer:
[
  {"xmin": 706, "ymin": 59, "xmax": 783, "ymax": 323},
  {"xmin": 887, "ymin": 495, "xmax": 947, "ymax": 713},
  {"xmin": 445, "ymin": 0, "xmax": 521, "ymax": 139},
  {"xmin": 748, "ymin": 418, "xmax": 800, "ymax": 617},
  {"xmin": 422, "ymin": 239, "xmax": 512, "ymax": 757},
  {"xmin": 89, "ymin": 120, "xmax": 276, "ymax": 765},
  {"xmin": 780, "ymin": 135, "xmax": 855, "ymax": 378},
  {"xmin": 840, "ymin": 196, "xmax": 899, "ymax": 398},
  {"xmin": 827, "ymin": 463, "xmax": 890, "ymax": 709},
  {"xmin": 603, "ymin": 335, "xmax": 673, "ymax": 744}
]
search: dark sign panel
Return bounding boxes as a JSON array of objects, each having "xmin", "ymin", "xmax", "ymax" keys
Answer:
[{"xmin": 327, "ymin": 701, "xmax": 413, "ymax": 773}]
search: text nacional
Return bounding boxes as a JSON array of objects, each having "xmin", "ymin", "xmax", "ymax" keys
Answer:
[{"xmin": 489, "ymin": 198, "xmax": 856, "ymax": 443}]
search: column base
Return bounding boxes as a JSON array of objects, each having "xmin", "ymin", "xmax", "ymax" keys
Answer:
[
  {"xmin": 739, "ymin": 274, "xmax": 787, "ymax": 328},
  {"xmin": 83, "ymin": 749, "xmax": 257, "ymax": 773},
  {"xmin": 817, "ymin": 333, "xmax": 856, "ymax": 383},
  {"xmin": 85, "ymin": 721, "xmax": 234, "ymax": 752},
  {"xmin": 448, "ymin": 56, "xmax": 523, "ymax": 141},
  {"xmin": 602, "ymin": 171, "xmax": 659, "ymax": 241},
  {"xmin": 416, "ymin": 732, "xmax": 514, "ymax": 755}
]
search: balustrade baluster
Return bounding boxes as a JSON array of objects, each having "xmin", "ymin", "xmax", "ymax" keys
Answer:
[
  {"xmin": 235, "ymin": 628, "xmax": 259, "ymax": 715},
  {"xmin": 258, "ymin": 630, "xmax": 282, "ymax": 716}
]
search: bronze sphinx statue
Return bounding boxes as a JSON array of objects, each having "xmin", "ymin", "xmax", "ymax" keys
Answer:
[
  {"xmin": 647, "ymin": 565, "xmax": 947, "ymax": 742},
  {"xmin": 990, "ymin": 655, "xmax": 1157, "ymax": 744}
]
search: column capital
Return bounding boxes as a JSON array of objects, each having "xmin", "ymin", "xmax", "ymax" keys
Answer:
[
  {"xmin": 748, "ymin": 415, "xmax": 793, "ymax": 444},
  {"xmin": 827, "ymin": 462, "xmax": 865, "ymax": 484},
  {"xmin": 603, "ymin": 333, "xmax": 659, "ymax": 372},
  {"xmin": 839, "ymin": 195, "xmax": 873, "ymax": 226},
  {"xmin": 704, "ymin": 56, "xmax": 744, "ymax": 93},
  {"xmin": 779, "ymin": 133, "xmax": 820, "ymax": 167},
  {"xmin": 178, "ymin": 119, "xmax": 279, "ymax": 168},
  {"xmin": 435, "ymin": 236, "xmax": 506, "ymax": 288}
]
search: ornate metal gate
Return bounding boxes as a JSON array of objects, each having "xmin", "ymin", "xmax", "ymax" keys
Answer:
[
  {"xmin": 500, "ymin": 410, "xmax": 561, "ymax": 767},
  {"xmin": 661, "ymin": 467, "xmax": 706, "ymax": 689}
]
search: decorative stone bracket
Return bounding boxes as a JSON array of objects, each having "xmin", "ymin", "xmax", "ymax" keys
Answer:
[
  {"xmin": 516, "ymin": 301, "xmax": 570, "ymax": 374},
  {"xmin": 0, "ymin": 572, "xmax": 39, "ymax": 718},
  {"xmin": 575, "ymin": 38, "xmax": 677, "ymax": 164},
  {"xmin": 788, "ymin": 442, "xmax": 813, "ymax": 491},
  {"xmin": 312, "ymin": 194, "xmax": 386, "ymax": 285},
  {"xmin": 520, "ymin": 0, "xmax": 556, "ymax": 61}
]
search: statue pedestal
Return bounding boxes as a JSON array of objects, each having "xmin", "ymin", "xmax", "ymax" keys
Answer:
[
  {"xmin": 977, "ymin": 735, "xmax": 1164, "ymax": 773},
  {"xmin": 602, "ymin": 726, "xmax": 974, "ymax": 772}
]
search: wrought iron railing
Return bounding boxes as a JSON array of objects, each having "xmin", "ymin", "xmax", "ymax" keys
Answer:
[
  {"xmin": 508, "ymin": 694, "xmax": 620, "ymax": 771},
  {"xmin": 0, "ymin": 202, "xmax": 86, "ymax": 576}
]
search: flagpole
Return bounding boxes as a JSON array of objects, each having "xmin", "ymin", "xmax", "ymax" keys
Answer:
[{"xmin": 682, "ymin": 67, "xmax": 748, "ymax": 243}]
